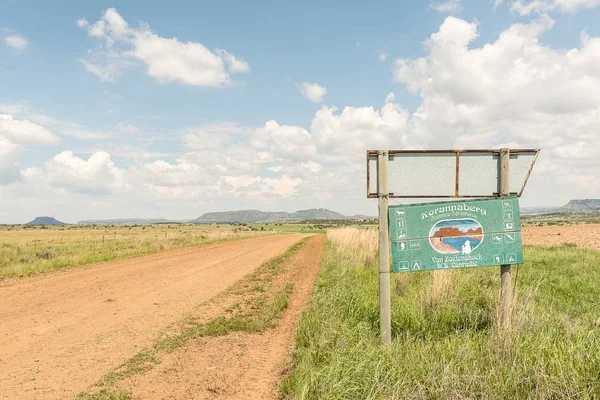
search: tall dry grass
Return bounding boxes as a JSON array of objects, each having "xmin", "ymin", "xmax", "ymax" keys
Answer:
[
  {"xmin": 0, "ymin": 225, "xmax": 272, "ymax": 277},
  {"xmin": 327, "ymin": 227, "xmax": 378, "ymax": 267},
  {"xmin": 430, "ymin": 270, "xmax": 454, "ymax": 304},
  {"xmin": 328, "ymin": 227, "xmax": 455, "ymax": 300}
]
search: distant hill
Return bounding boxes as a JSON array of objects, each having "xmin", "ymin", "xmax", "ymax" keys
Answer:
[
  {"xmin": 26, "ymin": 216, "xmax": 67, "ymax": 225},
  {"xmin": 77, "ymin": 218, "xmax": 174, "ymax": 225},
  {"xmin": 560, "ymin": 199, "xmax": 600, "ymax": 211},
  {"xmin": 191, "ymin": 208, "xmax": 373, "ymax": 224},
  {"xmin": 520, "ymin": 199, "xmax": 600, "ymax": 217},
  {"xmin": 520, "ymin": 206, "xmax": 560, "ymax": 215}
]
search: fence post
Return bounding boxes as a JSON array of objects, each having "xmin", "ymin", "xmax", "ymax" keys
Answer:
[{"xmin": 378, "ymin": 151, "xmax": 392, "ymax": 345}]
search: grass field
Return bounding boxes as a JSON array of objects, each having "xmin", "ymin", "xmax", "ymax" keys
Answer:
[
  {"xmin": 0, "ymin": 220, "xmax": 374, "ymax": 277},
  {"xmin": 522, "ymin": 210, "xmax": 600, "ymax": 226},
  {"xmin": 0, "ymin": 223, "xmax": 318, "ymax": 277},
  {"xmin": 282, "ymin": 227, "xmax": 600, "ymax": 399}
]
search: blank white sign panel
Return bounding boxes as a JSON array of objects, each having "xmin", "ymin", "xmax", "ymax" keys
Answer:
[
  {"xmin": 458, "ymin": 152, "xmax": 499, "ymax": 196},
  {"xmin": 388, "ymin": 153, "xmax": 456, "ymax": 196},
  {"xmin": 508, "ymin": 152, "xmax": 538, "ymax": 194},
  {"xmin": 368, "ymin": 150, "xmax": 538, "ymax": 198},
  {"xmin": 368, "ymin": 155, "xmax": 378, "ymax": 195}
]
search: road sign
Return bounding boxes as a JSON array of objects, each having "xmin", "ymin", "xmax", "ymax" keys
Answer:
[
  {"xmin": 389, "ymin": 197, "xmax": 523, "ymax": 273},
  {"xmin": 369, "ymin": 148, "xmax": 537, "ymax": 343},
  {"xmin": 367, "ymin": 149, "xmax": 539, "ymax": 198}
]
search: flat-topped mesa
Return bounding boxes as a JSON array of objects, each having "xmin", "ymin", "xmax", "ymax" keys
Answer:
[
  {"xmin": 562, "ymin": 199, "xmax": 600, "ymax": 211},
  {"xmin": 26, "ymin": 216, "xmax": 67, "ymax": 225},
  {"xmin": 191, "ymin": 208, "xmax": 373, "ymax": 223}
]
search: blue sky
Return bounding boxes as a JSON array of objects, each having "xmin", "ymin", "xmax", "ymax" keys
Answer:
[{"xmin": 1, "ymin": 0, "xmax": 600, "ymax": 223}]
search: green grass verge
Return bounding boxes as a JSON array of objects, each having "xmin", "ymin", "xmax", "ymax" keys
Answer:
[
  {"xmin": 281, "ymin": 243, "xmax": 600, "ymax": 399},
  {"xmin": 154, "ymin": 283, "xmax": 293, "ymax": 353},
  {"xmin": 78, "ymin": 238, "xmax": 309, "ymax": 399},
  {"xmin": 76, "ymin": 389, "xmax": 131, "ymax": 400}
]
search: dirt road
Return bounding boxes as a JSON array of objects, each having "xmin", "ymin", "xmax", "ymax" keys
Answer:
[
  {"xmin": 522, "ymin": 224, "xmax": 600, "ymax": 250},
  {"xmin": 0, "ymin": 234, "xmax": 305, "ymax": 400},
  {"xmin": 112, "ymin": 235, "xmax": 324, "ymax": 400},
  {"xmin": 117, "ymin": 234, "xmax": 325, "ymax": 399}
]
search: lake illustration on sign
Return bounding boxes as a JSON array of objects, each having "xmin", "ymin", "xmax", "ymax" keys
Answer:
[{"xmin": 429, "ymin": 219, "xmax": 484, "ymax": 254}]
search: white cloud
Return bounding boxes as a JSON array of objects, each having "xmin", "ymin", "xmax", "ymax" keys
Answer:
[
  {"xmin": 80, "ymin": 59, "xmax": 123, "ymax": 83},
  {"xmin": 131, "ymin": 32, "xmax": 229, "ymax": 86},
  {"xmin": 261, "ymin": 175, "xmax": 303, "ymax": 197},
  {"xmin": 252, "ymin": 120, "xmax": 318, "ymax": 162},
  {"xmin": 137, "ymin": 160, "xmax": 210, "ymax": 188},
  {"xmin": 216, "ymin": 49, "xmax": 250, "ymax": 73},
  {"xmin": 33, "ymin": 151, "xmax": 127, "ymax": 195},
  {"xmin": 107, "ymin": 118, "xmax": 320, "ymax": 203},
  {"xmin": 79, "ymin": 8, "xmax": 249, "ymax": 86},
  {"xmin": 76, "ymin": 18, "xmax": 89, "ymax": 29},
  {"xmin": 302, "ymin": 161, "xmax": 322, "ymax": 173},
  {"xmin": 378, "ymin": 52, "xmax": 387, "ymax": 61},
  {"xmin": 0, "ymin": 136, "xmax": 21, "ymax": 184},
  {"xmin": 183, "ymin": 122, "xmax": 247, "ymax": 150},
  {"xmin": 184, "ymin": 148, "xmax": 256, "ymax": 177},
  {"xmin": 0, "ymin": 103, "xmax": 26, "ymax": 115},
  {"xmin": 0, "ymin": 109, "xmax": 130, "ymax": 188},
  {"xmin": 393, "ymin": 15, "xmax": 600, "ymax": 201},
  {"xmin": 0, "ymin": 114, "xmax": 58, "ymax": 145},
  {"xmin": 219, "ymin": 174, "xmax": 303, "ymax": 198},
  {"xmin": 4, "ymin": 34, "xmax": 28, "ymax": 51},
  {"xmin": 510, "ymin": 0, "xmax": 600, "ymax": 14},
  {"xmin": 119, "ymin": 123, "xmax": 140, "ymax": 133},
  {"xmin": 62, "ymin": 124, "xmax": 111, "ymax": 140},
  {"xmin": 0, "ymin": 114, "xmax": 58, "ymax": 184},
  {"xmin": 219, "ymin": 175, "xmax": 262, "ymax": 192},
  {"xmin": 385, "ymin": 92, "xmax": 395, "ymax": 103},
  {"xmin": 430, "ymin": 0, "xmax": 462, "ymax": 13},
  {"xmin": 311, "ymin": 103, "xmax": 411, "ymax": 163},
  {"xmin": 184, "ymin": 132, "xmax": 230, "ymax": 150},
  {"xmin": 28, "ymin": 114, "xmax": 58, "ymax": 126},
  {"xmin": 297, "ymin": 82, "xmax": 328, "ymax": 103}
]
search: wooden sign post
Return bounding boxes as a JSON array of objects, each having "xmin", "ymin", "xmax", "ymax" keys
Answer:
[
  {"xmin": 377, "ymin": 151, "xmax": 392, "ymax": 345},
  {"xmin": 499, "ymin": 148, "xmax": 512, "ymax": 331}
]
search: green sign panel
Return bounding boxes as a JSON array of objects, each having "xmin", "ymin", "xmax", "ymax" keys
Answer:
[{"xmin": 389, "ymin": 198, "xmax": 523, "ymax": 273}]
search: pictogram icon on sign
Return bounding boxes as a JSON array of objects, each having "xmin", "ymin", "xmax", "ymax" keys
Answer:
[{"xmin": 410, "ymin": 240, "xmax": 421, "ymax": 251}]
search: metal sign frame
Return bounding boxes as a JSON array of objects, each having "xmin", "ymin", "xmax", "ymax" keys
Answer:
[{"xmin": 366, "ymin": 149, "xmax": 540, "ymax": 199}]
